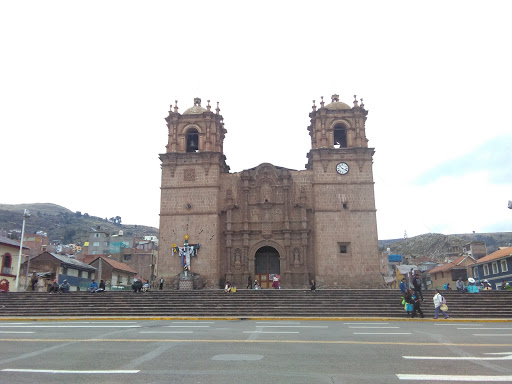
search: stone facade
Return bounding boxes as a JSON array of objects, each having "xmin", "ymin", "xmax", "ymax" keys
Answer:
[{"xmin": 158, "ymin": 95, "xmax": 382, "ymax": 288}]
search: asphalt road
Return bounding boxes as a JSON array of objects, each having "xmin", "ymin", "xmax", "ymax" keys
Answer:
[{"xmin": 0, "ymin": 319, "xmax": 512, "ymax": 383}]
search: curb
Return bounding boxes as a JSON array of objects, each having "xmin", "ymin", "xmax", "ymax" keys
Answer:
[{"xmin": 0, "ymin": 317, "xmax": 511, "ymax": 322}]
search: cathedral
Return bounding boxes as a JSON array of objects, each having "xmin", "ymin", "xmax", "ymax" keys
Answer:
[{"xmin": 158, "ymin": 94, "xmax": 382, "ymax": 289}]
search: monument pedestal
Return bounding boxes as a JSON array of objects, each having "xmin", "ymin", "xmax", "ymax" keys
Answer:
[{"xmin": 179, "ymin": 272, "xmax": 194, "ymax": 290}]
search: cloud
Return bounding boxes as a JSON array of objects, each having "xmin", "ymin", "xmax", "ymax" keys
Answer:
[{"xmin": 414, "ymin": 135, "xmax": 512, "ymax": 185}]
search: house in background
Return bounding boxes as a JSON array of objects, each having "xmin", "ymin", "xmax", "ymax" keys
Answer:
[
  {"xmin": 394, "ymin": 265, "xmax": 419, "ymax": 289},
  {"xmin": 22, "ymin": 232, "xmax": 49, "ymax": 257},
  {"xmin": 471, "ymin": 246, "xmax": 512, "ymax": 289},
  {"xmin": 78, "ymin": 235, "xmax": 158, "ymax": 285},
  {"xmin": 428, "ymin": 254, "xmax": 476, "ymax": 290},
  {"xmin": 88, "ymin": 255, "xmax": 137, "ymax": 290},
  {"xmin": 463, "ymin": 241, "xmax": 487, "ymax": 260},
  {"xmin": 0, "ymin": 236, "xmax": 30, "ymax": 291},
  {"xmin": 19, "ymin": 251, "xmax": 96, "ymax": 291}
]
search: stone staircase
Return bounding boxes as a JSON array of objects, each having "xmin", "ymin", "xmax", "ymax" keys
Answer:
[{"xmin": 1, "ymin": 289, "xmax": 511, "ymax": 319}]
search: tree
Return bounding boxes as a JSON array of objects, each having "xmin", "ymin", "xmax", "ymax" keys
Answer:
[
  {"xmin": 75, "ymin": 211, "xmax": 82, "ymax": 217},
  {"xmin": 63, "ymin": 229, "xmax": 76, "ymax": 244},
  {"xmin": 115, "ymin": 216, "xmax": 122, "ymax": 225}
]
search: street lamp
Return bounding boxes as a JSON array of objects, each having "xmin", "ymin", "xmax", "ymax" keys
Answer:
[{"xmin": 14, "ymin": 209, "xmax": 30, "ymax": 292}]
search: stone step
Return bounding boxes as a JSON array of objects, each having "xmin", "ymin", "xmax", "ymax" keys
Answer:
[{"xmin": 1, "ymin": 290, "xmax": 510, "ymax": 318}]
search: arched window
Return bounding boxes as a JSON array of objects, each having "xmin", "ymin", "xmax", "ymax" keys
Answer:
[
  {"xmin": 334, "ymin": 124, "xmax": 347, "ymax": 148},
  {"xmin": 3, "ymin": 253, "xmax": 12, "ymax": 268},
  {"xmin": 186, "ymin": 128, "xmax": 199, "ymax": 152},
  {"xmin": 2, "ymin": 253, "xmax": 12, "ymax": 275}
]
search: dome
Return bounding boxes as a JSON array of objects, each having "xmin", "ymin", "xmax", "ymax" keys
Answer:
[
  {"xmin": 325, "ymin": 101, "xmax": 351, "ymax": 110},
  {"xmin": 183, "ymin": 97, "xmax": 207, "ymax": 115},
  {"xmin": 324, "ymin": 94, "xmax": 351, "ymax": 110},
  {"xmin": 183, "ymin": 105, "xmax": 207, "ymax": 115}
]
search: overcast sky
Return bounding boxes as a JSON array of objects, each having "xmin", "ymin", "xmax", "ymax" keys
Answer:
[{"xmin": 1, "ymin": 1, "xmax": 511, "ymax": 240}]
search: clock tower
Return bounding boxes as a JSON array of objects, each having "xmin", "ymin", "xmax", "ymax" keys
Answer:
[{"xmin": 306, "ymin": 94, "xmax": 380, "ymax": 287}]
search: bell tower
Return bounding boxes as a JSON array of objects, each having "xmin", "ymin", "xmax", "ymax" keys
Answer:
[
  {"xmin": 158, "ymin": 97, "xmax": 229, "ymax": 287},
  {"xmin": 306, "ymin": 94, "xmax": 381, "ymax": 287}
]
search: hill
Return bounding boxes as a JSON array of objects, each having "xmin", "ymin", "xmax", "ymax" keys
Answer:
[
  {"xmin": 0, "ymin": 203, "xmax": 158, "ymax": 244},
  {"xmin": 379, "ymin": 232, "xmax": 512, "ymax": 262},
  {"xmin": 2, "ymin": 203, "xmax": 510, "ymax": 260}
]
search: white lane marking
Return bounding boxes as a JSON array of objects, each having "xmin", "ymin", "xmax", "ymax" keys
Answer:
[
  {"xmin": 1, "ymin": 369, "xmax": 139, "ymax": 374},
  {"xmin": 0, "ymin": 325, "xmax": 140, "ymax": 328},
  {"xmin": 88, "ymin": 322, "xmax": 138, "ymax": 324},
  {"xmin": 459, "ymin": 328, "xmax": 512, "ymax": 330},
  {"xmin": 255, "ymin": 325, "xmax": 327, "ymax": 328},
  {"xmin": 403, "ymin": 354, "xmax": 512, "ymax": 361},
  {"xmin": 165, "ymin": 325, "xmax": 210, "ymax": 328},
  {"xmin": 485, "ymin": 352, "xmax": 512, "ymax": 355},
  {"xmin": 1, "ymin": 322, "xmax": 138, "ymax": 324},
  {"xmin": 212, "ymin": 354, "xmax": 264, "ymax": 361},
  {"xmin": 171, "ymin": 321, "xmax": 214, "ymax": 324},
  {"xmin": 397, "ymin": 374, "xmax": 512, "ymax": 381},
  {"xmin": 243, "ymin": 331, "xmax": 300, "ymax": 334},
  {"xmin": 354, "ymin": 333, "xmax": 411, "ymax": 335},
  {"xmin": 344, "ymin": 322, "xmax": 389, "ymax": 325},
  {"xmin": 349, "ymin": 326, "xmax": 400, "ymax": 329},
  {"xmin": 435, "ymin": 323, "xmax": 482, "ymax": 326},
  {"xmin": 255, "ymin": 321, "xmax": 301, "ymax": 324},
  {"xmin": 474, "ymin": 334, "xmax": 512, "ymax": 337},
  {"xmin": 140, "ymin": 331, "xmax": 193, "ymax": 334},
  {"xmin": 0, "ymin": 331, "xmax": 35, "ymax": 334}
]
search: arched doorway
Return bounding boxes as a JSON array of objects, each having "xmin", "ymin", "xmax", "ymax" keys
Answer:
[{"xmin": 254, "ymin": 246, "xmax": 280, "ymax": 289}]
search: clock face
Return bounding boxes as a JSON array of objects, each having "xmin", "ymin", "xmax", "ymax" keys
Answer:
[{"xmin": 336, "ymin": 162, "xmax": 349, "ymax": 175}]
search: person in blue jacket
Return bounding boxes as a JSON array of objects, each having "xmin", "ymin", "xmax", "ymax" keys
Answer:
[
  {"xmin": 399, "ymin": 278, "xmax": 407, "ymax": 294},
  {"xmin": 88, "ymin": 279, "xmax": 99, "ymax": 293}
]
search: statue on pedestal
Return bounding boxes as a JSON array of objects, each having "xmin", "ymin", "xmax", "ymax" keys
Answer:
[{"xmin": 172, "ymin": 235, "xmax": 200, "ymax": 277}]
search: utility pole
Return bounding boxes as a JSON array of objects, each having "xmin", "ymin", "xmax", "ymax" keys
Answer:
[{"xmin": 15, "ymin": 209, "xmax": 30, "ymax": 292}]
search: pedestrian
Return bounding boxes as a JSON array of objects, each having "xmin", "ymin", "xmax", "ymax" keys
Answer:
[
  {"xmin": 224, "ymin": 279, "xmax": 231, "ymax": 293},
  {"xmin": 404, "ymin": 288, "xmax": 414, "ymax": 318},
  {"xmin": 159, "ymin": 277, "xmax": 164, "ymax": 290},
  {"xmin": 254, "ymin": 280, "xmax": 261, "ymax": 290},
  {"xmin": 30, "ymin": 272, "xmax": 38, "ymax": 291},
  {"xmin": 272, "ymin": 276, "xmax": 280, "ymax": 289},
  {"xmin": 433, "ymin": 289, "xmax": 449, "ymax": 319},
  {"xmin": 412, "ymin": 273, "xmax": 424, "ymax": 301},
  {"xmin": 49, "ymin": 279, "xmax": 59, "ymax": 293},
  {"xmin": 411, "ymin": 291, "xmax": 424, "ymax": 318},
  {"xmin": 501, "ymin": 280, "xmax": 512, "ymax": 290},
  {"xmin": 481, "ymin": 279, "xmax": 492, "ymax": 290},
  {"xmin": 456, "ymin": 277, "xmax": 466, "ymax": 292},
  {"xmin": 247, "ymin": 275, "xmax": 253, "ymax": 289},
  {"xmin": 96, "ymin": 280, "xmax": 106, "ymax": 292},
  {"xmin": 467, "ymin": 277, "xmax": 479, "ymax": 293},
  {"xmin": 310, "ymin": 279, "xmax": 316, "ymax": 291},
  {"xmin": 132, "ymin": 278, "xmax": 142, "ymax": 293},
  {"xmin": 59, "ymin": 279, "xmax": 70, "ymax": 293},
  {"xmin": 88, "ymin": 279, "xmax": 99, "ymax": 293},
  {"xmin": 399, "ymin": 278, "xmax": 407, "ymax": 294}
]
